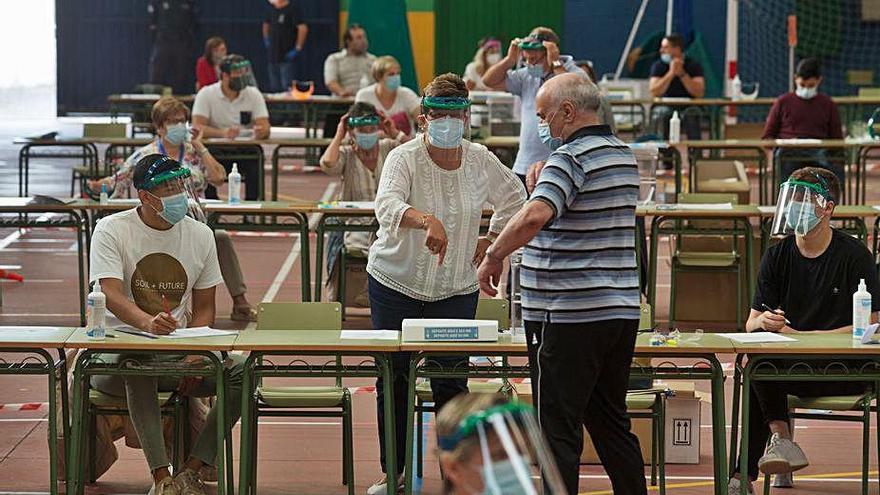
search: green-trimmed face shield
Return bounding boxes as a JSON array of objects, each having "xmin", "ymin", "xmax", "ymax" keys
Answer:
[
  {"xmin": 771, "ymin": 175, "xmax": 834, "ymax": 236},
  {"xmin": 421, "ymin": 96, "xmax": 472, "ymax": 150},
  {"xmin": 347, "ymin": 114, "xmax": 380, "ymax": 129},
  {"xmin": 518, "ymin": 35, "xmax": 548, "ymax": 52},
  {"xmin": 437, "ymin": 401, "xmax": 566, "ymax": 495},
  {"xmin": 134, "ymin": 156, "xmax": 192, "ymax": 192}
]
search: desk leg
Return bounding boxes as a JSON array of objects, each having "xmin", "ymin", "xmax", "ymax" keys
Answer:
[
  {"xmin": 74, "ymin": 212, "xmax": 87, "ymax": 326},
  {"xmin": 299, "ymin": 214, "xmax": 312, "ymax": 302},
  {"xmin": 271, "ymin": 147, "xmax": 280, "ymax": 202},
  {"xmin": 708, "ymin": 354, "xmax": 728, "ymax": 495},
  {"xmin": 738, "ymin": 360, "xmax": 753, "ymax": 495},
  {"xmin": 67, "ymin": 352, "xmax": 89, "ymax": 495},
  {"xmin": 378, "ymin": 354, "xmax": 398, "ymax": 495},
  {"xmin": 403, "ymin": 354, "xmax": 419, "ymax": 495},
  {"xmin": 238, "ymin": 354, "xmax": 257, "ymax": 495},
  {"xmin": 47, "ymin": 352, "xmax": 58, "ymax": 495},
  {"xmin": 314, "ymin": 219, "xmax": 326, "ymax": 302}
]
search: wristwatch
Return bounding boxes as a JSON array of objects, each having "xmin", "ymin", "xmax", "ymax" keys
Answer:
[{"xmin": 551, "ymin": 60, "xmax": 565, "ymax": 71}]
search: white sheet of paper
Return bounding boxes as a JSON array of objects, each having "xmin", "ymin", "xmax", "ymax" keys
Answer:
[
  {"xmin": 717, "ymin": 332, "xmax": 797, "ymax": 343},
  {"xmin": 775, "ymin": 138, "xmax": 822, "ymax": 145},
  {"xmin": 108, "ymin": 199, "xmax": 141, "ymax": 205},
  {"xmin": 340, "ymin": 330, "xmax": 399, "ymax": 341},
  {"xmin": 334, "ymin": 201, "xmax": 375, "ymax": 209},
  {"xmin": 210, "ymin": 203, "xmax": 262, "ymax": 209},
  {"xmin": 872, "ymin": 205, "xmax": 880, "ymax": 213},
  {"xmin": 758, "ymin": 206, "xmax": 777, "ymax": 214},
  {"xmin": 164, "ymin": 327, "xmax": 237, "ymax": 339},
  {"xmin": 674, "ymin": 203, "xmax": 734, "ymax": 211}
]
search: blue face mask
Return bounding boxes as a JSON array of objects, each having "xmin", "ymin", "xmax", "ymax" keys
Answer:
[
  {"xmin": 786, "ymin": 200, "xmax": 821, "ymax": 235},
  {"xmin": 354, "ymin": 130, "xmax": 379, "ymax": 149},
  {"xmin": 427, "ymin": 117, "xmax": 464, "ymax": 149},
  {"xmin": 661, "ymin": 53, "xmax": 673, "ymax": 64},
  {"xmin": 526, "ymin": 63, "xmax": 545, "ymax": 78},
  {"xmin": 537, "ymin": 111, "xmax": 563, "ymax": 151},
  {"xmin": 384, "ymin": 74, "xmax": 402, "ymax": 91},
  {"xmin": 482, "ymin": 459, "xmax": 530, "ymax": 495},
  {"xmin": 151, "ymin": 192, "xmax": 189, "ymax": 225},
  {"xmin": 165, "ymin": 123, "xmax": 188, "ymax": 145}
]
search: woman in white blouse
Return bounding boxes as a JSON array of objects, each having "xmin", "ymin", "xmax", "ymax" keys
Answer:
[{"xmin": 364, "ymin": 73, "xmax": 525, "ymax": 495}]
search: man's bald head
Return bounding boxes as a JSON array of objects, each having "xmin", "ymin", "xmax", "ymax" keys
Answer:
[{"xmin": 537, "ymin": 72, "xmax": 601, "ymax": 113}]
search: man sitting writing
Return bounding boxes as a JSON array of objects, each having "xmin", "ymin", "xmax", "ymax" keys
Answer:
[{"xmin": 89, "ymin": 154, "xmax": 244, "ymax": 495}]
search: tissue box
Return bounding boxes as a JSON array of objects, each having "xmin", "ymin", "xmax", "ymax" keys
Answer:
[{"xmin": 401, "ymin": 319, "xmax": 498, "ymax": 342}]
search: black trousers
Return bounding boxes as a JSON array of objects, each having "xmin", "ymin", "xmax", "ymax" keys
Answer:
[
  {"xmin": 735, "ymin": 367, "xmax": 869, "ymax": 480},
  {"xmin": 149, "ymin": 36, "xmax": 193, "ymax": 95},
  {"xmin": 368, "ymin": 275, "xmax": 476, "ymax": 475},
  {"xmin": 525, "ymin": 319, "xmax": 647, "ymax": 495}
]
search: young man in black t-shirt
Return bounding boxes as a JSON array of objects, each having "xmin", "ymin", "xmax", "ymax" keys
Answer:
[
  {"xmin": 262, "ymin": 0, "xmax": 309, "ymax": 92},
  {"xmin": 648, "ymin": 33, "xmax": 705, "ymax": 140},
  {"xmin": 730, "ymin": 167, "xmax": 880, "ymax": 494}
]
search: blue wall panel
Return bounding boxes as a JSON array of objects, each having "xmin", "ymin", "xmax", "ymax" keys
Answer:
[
  {"xmin": 563, "ymin": 0, "xmax": 726, "ymax": 93},
  {"xmin": 56, "ymin": 0, "xmax": 339, "ymax": 114}
]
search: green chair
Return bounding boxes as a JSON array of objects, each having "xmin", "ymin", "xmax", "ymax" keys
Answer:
[
  {"xmin": 73, "ymin": 123, "xmax": 128, "ymax": 197},
  {"xmin": 246, "ymin": 302, "xmax": 353, "ymax": 495},
  {"xmin": 85, "ymin": 387, "xmax": 188, "ymax": 484},
  {"xmin": 413, "ymin": 298, "xmax": 511, "ymax": 478},
  {"xmin": 756, "ymin": 393, "xmax": 877, "ymax": 495},
  {"xmin": 667, "ymin": 193, "xmax": 750, "ymax": 331}
]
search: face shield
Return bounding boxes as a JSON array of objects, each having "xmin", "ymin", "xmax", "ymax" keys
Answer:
[
  {"xmin": 771, "ymin": 178, "xmax": 833, "ymax": 237},
  {"xmin": 438, "ymin": 402, "xmax": 567, "ymax": 495},
  {"xmin": 421, "ymin": 96, "xmax": 471, "ymax": 162},
  {"xmin": 519, "ymin": 36, "xmax": 548, "ymax": 75},
  {"xmin": 223, "ymin": 59, "xmax": 257, "ymax": 91},
  {"xmin": 347, "ymin": 114, "xmax": 381, "ymax": 164},
  {"xmin": 137, "ymin": 158, "xmax": 206, "ymax": 223}
]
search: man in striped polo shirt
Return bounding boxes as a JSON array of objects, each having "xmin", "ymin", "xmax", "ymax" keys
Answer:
[{"xmin": 478, "ymin": 72, "xmax": 646, "ymax": 495}]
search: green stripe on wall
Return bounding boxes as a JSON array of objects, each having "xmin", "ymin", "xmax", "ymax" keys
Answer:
[{"xmin": 340, "ymin": 0, "xmax": 433, "ymax": 12}]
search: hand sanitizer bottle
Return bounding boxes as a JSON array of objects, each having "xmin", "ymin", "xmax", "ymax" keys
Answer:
[
  {"xmin": 669, "ymin": 111, "xmax": 681, "ymax": 144},
  {"xmin": 99, "ymin": 184, "xmax": 109, "ymax": 205},
  {"xmin": 228, "ymin": 163, "xmax": 241, "ymax": 205},
  {"xmin": 853, "ymin": 278, "xmax": 871, "ymax": 340},
  {"xmin": 86, "ymin": 281, "xmax": 106, "ymax": 341}
]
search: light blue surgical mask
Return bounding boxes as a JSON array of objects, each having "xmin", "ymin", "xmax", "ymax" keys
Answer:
[
  {"xmin": 786, "ymin": 200, "xmax": 821, "ymax": 235},
  {"xmin": 482, "ymin": 459, "xmax": 530, "ymax": 495},
  {"xmin": 151, "ymin": 192, "xmax": 189, "ymax": 225},
  {"xmin": 427, "ymin": 117, "xmax": 464, "ymax": 149},
  {"xmin": 354, "ymin": 130, "xmax": 379, "ymax": 149},
  {"xmin": 795, "ymin": 84, "xmax": 817, "ymax": 100},
  {"xmin": 526, "ymin": 63, "xmax": 545, "ymax": 78},
  {"xmin": 165, "ymin": 123, "xmax": 188, "ymax": 145},
  {"xmin": 384, "ymin": 74, "xmax": 401, "ymax": 91},
  {"xmin": 537, "ymin": 110, "xmax": 563, "ymax": 151},
  {"xmin": 660, "ymin": 53, "xmax": 673, "ymax": 64}
]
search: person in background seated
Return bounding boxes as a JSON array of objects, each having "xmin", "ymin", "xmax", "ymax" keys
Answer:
[
  {"xmin": 574, "ymin": 59, "xmax": 616, "ymax": 134},
  {"xmin": 481, "ymin": 26, "xmax": 584, "ymax": 186},
  {"xmin": 762, "ymin": 58, "xmax": 844, "ymax": 186},
  {"xmin": 319, "ymin": 102, "xmax": 406, "ymax": 305},
  {"xmin": 365, "ymin": 73, "xmax": 525, "ymax": 495},
  {"xmin": 89, "ymin": 155, "xmax": 244, "ymax": 495},
  {"xmin": 648, "ymin": 32, "xmax": 704, "ymax": 140},
  {"xmin": 93, "ymin": 97, "xmax": 258, "ymax": 322},
  {"xmin": 355, "ymin": 56, "xmax": 421, "ymax": 136},
  {"xmin": 195, "ymin": 37, "xmax": 227, "ymax": 91},
  {"xmin": 462, "ymin": 37, "xmax": 502, "ymax": 92},
  {"xmin": 192, "ymin": 54, "xmax": 269, "ymax": 200},
  {"xmin": 729, "ymin": 167, "xmax": 879, "ymax": 494},
  {"xmin": 262, "ymin": 0, "xmax": 308, "ymax": 93},
  {"xmin": 436, "ymin": 394, "xmax": 567, "ymax": 495}
]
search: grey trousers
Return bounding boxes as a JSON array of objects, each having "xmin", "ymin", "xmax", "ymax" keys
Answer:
[
  {"xmin": 215, "ymin": 230, "xmax": 247, "ymax": 298},
  {"xmin": 91, "ymin": 354, "xmax": 245, "ymax": 471}
]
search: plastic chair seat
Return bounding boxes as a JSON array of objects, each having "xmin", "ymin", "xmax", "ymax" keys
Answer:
[
  {"xmin": 788, "ymin": 393, "xmax": 872, "ymax": 411},
  {"xmin": 257, "ymin": 385, "xmax": 347, "ymax": 408},
  {"xmin": 674, "ymin": 251, "xmax": 740, "ymax": 268},
  {"xmin": 626, "ymin": 392, "xmax": 660, "ymax": 411},
  {"xmin": 416, "ymin": 380, "xmax": 504, "ymax": 403},
  {"xmin": 89, "ymin": 389, "xmax": 175, "ymax": 409}
]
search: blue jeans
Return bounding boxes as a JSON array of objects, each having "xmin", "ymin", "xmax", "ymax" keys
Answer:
[
  {"xmin": 367, "ymin": 275, "xmax": 478, "ymax": 475},
  {"xmin": 267, "ymin": 61, "xmax": 295, "ymax": 93}
]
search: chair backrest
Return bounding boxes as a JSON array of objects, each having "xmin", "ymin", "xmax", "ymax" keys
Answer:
[
  {"xmin": 83, "ymin": 123, "xmax": 127, "ymax": 139},
  {"xmin": 257, "ymin": 302, "xmax": 342, "ymax": 330},
  {"xmin": 858, "ymin": 87, "xmax": 880, "ymax": 98},
  {"xmin": 476, "ymin": 298, "xmax": 510, "ymax": 329}
]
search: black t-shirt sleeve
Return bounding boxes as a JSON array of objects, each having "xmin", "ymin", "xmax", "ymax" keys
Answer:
[
  {"xmin": 292, "ymin": 4, "xmax": 305, "ymax": 25},
  {"xmin": 649, "ymin": 61, "xmax": 668, "ymax": 78},
  {"xmin": 753, "ymin": 246, "xmax": 781, "ymax": 311},
  {"xmin": 264, "ymin": 6, "xmax": 274, "ymax": 23},
  {"xmin": 685, "ymin": 58, "xmax": 704, "ymax": 78}
]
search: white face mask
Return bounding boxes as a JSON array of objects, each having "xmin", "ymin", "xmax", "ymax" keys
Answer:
[
  {"xmin": 486, "ymin": 53, "xmax": 502, "ymax": 65},
  {"xmin": 796, "ymin": 84, "xmax": 818, "ymax": 100}
]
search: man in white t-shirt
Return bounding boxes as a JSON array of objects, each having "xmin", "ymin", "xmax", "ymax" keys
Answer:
[
  {"xmin": 89, "ymin": 154, "xmax": 244, "ymax": 495},
  {"xmin": 192, "ymin": 54, "xmax": 269, "ymax": 200}
]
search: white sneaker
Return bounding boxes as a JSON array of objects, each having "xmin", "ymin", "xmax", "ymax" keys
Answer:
[
  {"xmin": 173, "ymin": 468, "xmax": 207, "ymax": 495},
  {"xmin": 772, "ymin": 471, "xmax": 793, "ymax": 488},
  {"xmin": 727, "ymin": 477, "xmax": 753, "ymax": 495},
  {"xmin": 367, "ymin": 475, "xmax": 403, "ymax": 495},
  {"xmin": 758, "ymin": 433, "xmax": 809, "ymax": 474},
  {"xmin": 148, "ymin": 477, "xmax": 178, "ymax": 495}
]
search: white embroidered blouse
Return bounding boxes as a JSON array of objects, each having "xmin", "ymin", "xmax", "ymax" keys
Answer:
[{"xmin": 367, "ymin": 137, "xmax": 526, "ymax": 301}]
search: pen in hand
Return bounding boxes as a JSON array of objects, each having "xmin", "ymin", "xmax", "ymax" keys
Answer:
[
  {"xmin": 161, "ymin": 294, "xmax": 171, "ymax": 315},
  {"xmin": 761, "ymin": 303, "xmax": 792, "ymax": 325}
]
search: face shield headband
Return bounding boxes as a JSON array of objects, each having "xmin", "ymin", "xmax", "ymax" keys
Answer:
[{"xmin": 771, "ymin": 177, "xmax": 834, "ymax": 237}]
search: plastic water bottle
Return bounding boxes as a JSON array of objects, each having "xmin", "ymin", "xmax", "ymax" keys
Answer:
[
  {"xmin": 99, "ymin": 184, "xmax": 109, "ymax": 205},
  {"xmin": 669, "ymin": 111, "xmax": 681, "ymax": 144},
  {"xmin": 731, "ymin": 75, "xmax": 742, "ymax": 101},
  {"xmin": 86, "ymin": 281, "xmax": 106, "ymax": 341},
  {"xmin": 853, "ymin": 278, "xmax": 872, "ymax": 340},
  {"xmin": 228, "ymin": 163, "xmax": 241, "ymax": 205}
]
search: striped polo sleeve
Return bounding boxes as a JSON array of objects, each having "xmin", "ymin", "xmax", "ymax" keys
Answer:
[{"xmin": 530, "ymin": 153, "xmax": 586, "ymax": 220}]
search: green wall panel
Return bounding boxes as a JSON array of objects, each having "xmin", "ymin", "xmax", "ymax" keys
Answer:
[{"xmin": 435, "ymin": 0, "xmax": 564, "ymax": 77}]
